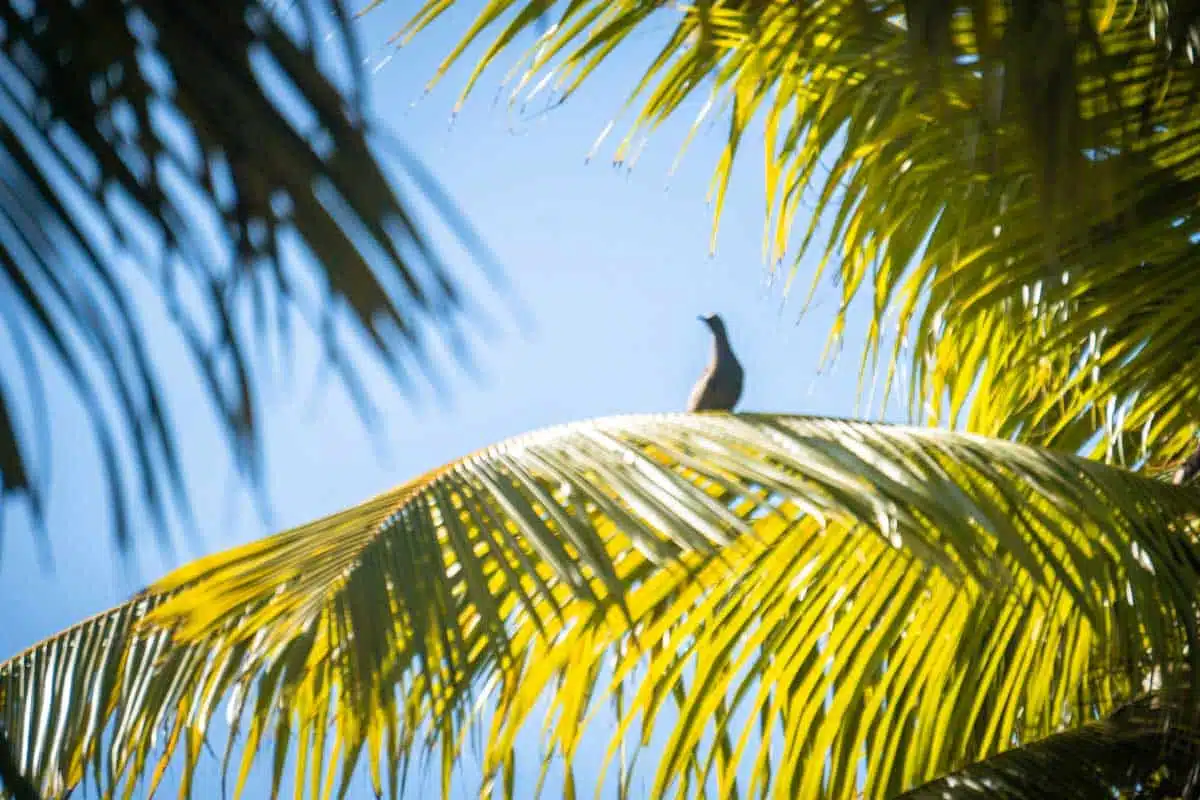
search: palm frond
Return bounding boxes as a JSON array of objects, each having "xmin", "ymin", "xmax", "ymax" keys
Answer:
[
  {"xmin": 899, "ymin": 692, "xmax": 1200, "ymax": 799},
  {"xmin": 0, "ymin": 731, "xmax": 37, "ymax": 800},
  {"xmin": 0, "ymin": 0, "xmax": 498, "ymax": 551},
  {"xmin": 3, "ymin": 413, "xmax": 1199, "ymax": 798},
  {"xmin": 394, "ymin": 0, "xmax": 1200, "ymax": 471}
]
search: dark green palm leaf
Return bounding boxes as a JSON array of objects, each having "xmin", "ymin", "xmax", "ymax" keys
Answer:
[{"xmin": 899, "ymin": 692, "xmax": 1200, "ymax": 799}]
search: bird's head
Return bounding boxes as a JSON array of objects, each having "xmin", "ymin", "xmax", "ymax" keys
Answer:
[{"xmin": 698, "ymin": 313, "xmax": 727, "ymax": 336}]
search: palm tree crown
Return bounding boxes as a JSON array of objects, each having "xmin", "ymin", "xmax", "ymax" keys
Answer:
[{"xmin": 7, "ymin": 1, "xmax": 1200, "ymax": 798}]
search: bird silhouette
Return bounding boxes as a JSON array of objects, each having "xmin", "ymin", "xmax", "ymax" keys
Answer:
[{"xmin": 687, "ymin": 313, "xmax": 744, "ymax": 412}]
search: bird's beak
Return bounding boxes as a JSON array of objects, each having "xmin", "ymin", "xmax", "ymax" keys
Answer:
[{"xmin": 696, "ymin": 315, "xmax": 707, "ymax": 323}]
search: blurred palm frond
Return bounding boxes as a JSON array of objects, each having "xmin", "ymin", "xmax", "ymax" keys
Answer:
[{"xmin": 0, "ymin": 0, "xmax": 500, "ymax": 551}]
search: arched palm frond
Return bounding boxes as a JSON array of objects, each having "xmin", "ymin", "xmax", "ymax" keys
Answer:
[
  {"xmin": 898, "ymin": 692, "xmax": 1200, "ymax": 799},
  {"xmin": 394, "ymin": 0, "xmax": 1200, "ymax": 472},
  {"xmin": 2, "ymin": 414, "xmax": 1199, "ymax": 798},
  {"xmin": 0, "ymin": 0, "xmax": 498, "ymax": 551}
]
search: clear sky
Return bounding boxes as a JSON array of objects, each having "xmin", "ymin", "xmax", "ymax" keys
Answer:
[{"xmin": 0, "ymin": 2, "xmax": 892, "ymax": 796}]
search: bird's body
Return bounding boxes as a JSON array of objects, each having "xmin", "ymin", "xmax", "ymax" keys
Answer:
[{"xmin": 687, "ymin": 313, "xmax": 744, "ymax": 412}]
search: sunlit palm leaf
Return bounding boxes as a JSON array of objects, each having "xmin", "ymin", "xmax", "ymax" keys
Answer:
[
  {"xmin": 3, "ymin": 414, "xmax": 1199, "ymax": 798},
  {"xmin": 394, "ymin": 0, "xmax": 1200, "ymax": 471},
  {"xmin": 0, "ymin": 0, "xmax": 496, "ymax": 550}
]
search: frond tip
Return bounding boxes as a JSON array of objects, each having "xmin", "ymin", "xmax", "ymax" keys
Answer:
[{"xmin": 4, "ymin": 414, "xmax": 1200, "ymax": 798}]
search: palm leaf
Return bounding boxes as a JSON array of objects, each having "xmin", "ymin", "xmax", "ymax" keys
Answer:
[
  {"xmin": 2, "ymin": 413, "xmax": 1199, "ymax": 798},
  {"xmin": 0, "ymin": 731, "xmax": 37, "ymax": 800},
  {"xmin": 393, "ymin": 0, "xmax": 1200, "ymax": 472},
  {"xmin": 0, "ymin": 0, "xmax": 498, "ymax": 551},
  {"xmin": 898, "ymin": 692, "xmax": 1200, "ymax": 799}
]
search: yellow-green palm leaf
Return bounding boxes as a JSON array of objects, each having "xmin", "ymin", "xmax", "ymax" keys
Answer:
[
  {"xmin": 394, "ymin": 0, "xmax": 1200, "ymax": 470},
  {"xmin": 3, "ymin": 413, "xmax": 1200, "ymax": 798}
]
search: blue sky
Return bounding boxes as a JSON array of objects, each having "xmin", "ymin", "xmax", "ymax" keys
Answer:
[{"xmin": 0, "ymin": 1, "xmax": 891, "ymax": 795}]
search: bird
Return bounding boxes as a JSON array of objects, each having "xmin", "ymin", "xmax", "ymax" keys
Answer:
[{"xmin": 687, "ymin": 313, "xmax": 744, "ymax": 412}]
